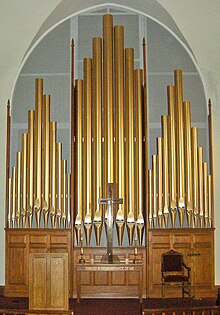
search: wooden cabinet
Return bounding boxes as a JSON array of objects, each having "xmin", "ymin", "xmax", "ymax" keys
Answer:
[
  {"xmin": 148, "ymin": 229, "xmax": 215, "ymax": 298},
  {"xmin": 29, "ymin": 253, "xmax": 68, "ymax": 310},
  {"xmin": 5, "ymin": 229, "xmax": 71, "ymax": 297}
]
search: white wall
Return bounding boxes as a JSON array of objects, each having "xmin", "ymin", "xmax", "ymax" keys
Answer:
[{"xmin": 0, "ymin": 0, "xmax": 219, "ymax": 285}]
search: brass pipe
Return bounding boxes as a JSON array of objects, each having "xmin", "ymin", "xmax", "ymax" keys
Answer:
[
  {"xmin": 50, "ymin": 121, "xmax": 57, "ymax": 228},
  {"xmin": 34, "ymin": 78, "xmax": 43, "ymax": 227},
  {"xmin": 143, "ymin": 38, "xmax": 149, "ymax": 237},
  {"xmin": 203, "ymin": 162, "xmax": 208, "ymax": 228},
  {"xmin": 191, "ymin": 127, "xmax": 199, "ymax": 227},
  {"xmin": 71, "ymin": 39, "xmax": 75, "ymax": 239},
  {"xmin": 83, "ymin": 58, "xmax": 92, "ymax": 246},
  {"xmin": 8, "ymin": 178, "xmax": 12, "ymax": 228},
  {"xmin": 198, "ymin": 147, "xmax": 204, "ymax": 227},
  {"xmin": 27, "ymin": 110, "xmax": 34, "ymax": 228},
  {"xmin": 114, "ymin": 25, "xmax": 125, "ymax": 246},
  {"xmin": 162, "ymin": 116, "xmax": 169, "ymax": 228},
  {"xmin": 167, "ymin": 86, "xmax": 177, "ymax": 227},
  {"xmin": 184, "ymin": 101, "xmax": 193, "ymax": 227},
  {"xmin": 208, "ymin": 175, "xmax": 212, "ymax": 228},
  {"xmin": 93, "ymin": 37, "xmax": 103, "ymax": 246},
  {"xmin": 174, "ymin": 70, "xmax": 185, "ymax": 227},
  {"xmin": 15, "ymin": 152, "xmax": 21, "ymax": 228},
  {"xmin": 56, "ymin": 142, "xmax": 62, "ymax": 228},
  {"xmin": 42, "ymin": 95, "xmax": 50, "ymax": 228},
  {"xmin": 148, "ymin": 169, "xmax": 153, "ymax": 228},
  {"xmin": 125, "ymin": 48, "xmax": 135, "ymax": 245},
  {"xmin": 21, "ymin": 133, "xmax": 27, "ymax": 228},
  {"xmin": 61, "ymin": 159, "xmax": 67, "ymax": 228},
  {"xmin": 5, "ymin": 100, "xmax": 11, "ymax": 229},
  {"xmin": 11, "ymin": 167, "xmax": 16, "ymax": 228},
  {"xmin": 157, "ymin": 137, "xmax": 163, "ymax": 228},
  {"xmin": 135, "ymin": 69, "xmax": 144, "ymax": 244},
  {"xmin": 103, "ymin": 14, "xmax": 114, "ymax": 194},
  {"xmin": 67, "ymin": 173, "xmax": 71, "ymax": 228},
  {"xmin": 75, "ymin": 80, "xmax": 83, "ymax": 245},
  {"xmin": 208, "ymin": 99, "xmax": 214, "ymax": 227},
  {"xmin": 152, "ymin": 155, "xmax": 157, "ymax": 228}
]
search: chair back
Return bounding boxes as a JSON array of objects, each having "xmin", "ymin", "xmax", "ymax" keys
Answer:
[{"xmin": 162, "ymin": 250, "xmax": 183, "ymax": 272}]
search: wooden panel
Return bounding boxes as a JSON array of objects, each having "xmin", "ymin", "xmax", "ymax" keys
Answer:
[
  {"xmin": 29, "ymin": 255, "xmax": 47, "ymax": 310},
  {"xmin": 111, "ymin": 271, "xmax": 125, "ymax": 285},
  {"xmin": 94, "ymin": 272, "xmax": 108, "ymax": 285},
  {"xmin": 148, "ymin": 229, "xmax": 215, "ymax": 298},
  {"xmin": 29, "ymin": 253, "xmax": 68, "ymax": 311},
  {"xmin": 49, "ymin": 254, "xmax": 69, "ymax": 310},
  {"xmin": 8, "ymin": 246, "xmax": 27, "ymax": 285}
]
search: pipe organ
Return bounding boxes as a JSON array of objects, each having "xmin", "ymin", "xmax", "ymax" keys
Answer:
[{"xmin": 5, "ymin": 14, "xmax": 215, "ymax": 299}]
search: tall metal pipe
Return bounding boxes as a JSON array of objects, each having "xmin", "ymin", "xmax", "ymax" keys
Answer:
[
  {"xmin": 50, "ymin": 121, "xmax": 57, "ymax": 228},
  {"xmin": 93, "ymin": 37, "xmax": 103, "ymax": 246},
  {"xmin": 135, "ymin": 69, "xmax": 144, "ymax": 244},
  {"xmin": 5, "ymin": 100, "xmax": 11, "ymax": 229},
  {"xmin": 198, "ymin": 147, "xmax": 204, "ymax": 227},
  {"xmin": 75, "ymin": 80, "xmax": 83, "ymax": 245},
  {"xmin": 191, "ymin": 127, "xmax": 199, "ymax": 227},
  {"xmin": 152, "ymin": 155, "xmax": 157, "ymax": 228},
  {"xmin": 21, "ymin": 133, "xmax": 27, "ymax": 228},
  {"xmin": 114, "ymin": 25, "xmax": 125, "ymax": 246},
  {"xmin": 27, "ymin": 110, "xmax": 34, "ymax": 228},
  {"xmin": 174, "ymin": 70, "xmax": 185, "ymax": 227},
  {"xmin": 184, "ymin": 101, "xmax": 193, "ymax": 227},
  {"xmin": 208, "ymin": 99, "xmax": 214, "ymax": 227},
  {"xmin": 157, "ymin": 137, "xmax": 163, "ymax": 228},
  {"xmin": 162, "ymin": 116, "xmax": 169, "ymax": 228},
  {"xmin": 34, "ymin": 78, "xmax": 43, "ymax": 227},
  {"xmin": 84, "ymin": 58, "xmax": 92, "ymax": 245},
  {"xmin": 42, "ymin": 95, "xmax": 50, "ymax": 227},
  {"xmin": 103, "ymin": 14, "xmax": 114, "ymax": 198},
  {"xmin": 167, "ymin": 86, "xmax": 177, "ymax": 227}
]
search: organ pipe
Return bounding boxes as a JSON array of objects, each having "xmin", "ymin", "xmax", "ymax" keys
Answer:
[{"xmin": 7, "ymin": 14, "xmax": 214, "ymax": 246}]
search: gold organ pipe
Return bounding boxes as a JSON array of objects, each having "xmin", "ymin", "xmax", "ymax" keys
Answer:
[
  {"xmin": 167, "ymin": 86, "xmax": 177, "ymax": 227},
  {"xmin": 191, "ymin": 127, "xmax": 199, "ymax": 227},
  {"xmin": 157, "ymin": 137, "xmax": 163, "ymax": 228},
  {"xmin": 42, "ymin": 95, "xmax": 50, "ymax": 228},
  {"xmin": 125, "ymin": 48, "xmax": 135, "ymax": 245},
  {"xmin": 203, "ymin": 162, "xmax": 209, "ymax": 228},
  {"xmin": 83, "ymin": 58, "xmax": 92, "ymax": 245},
  {"xmin": 103, "ymin": 14, "xmax": 114, "ymax": 193},
  {"xmin": 208, "ymin": 175, "xmax": 212, "ymax": 228},
  {"xmin": 198, "ymin": 147, "xmax": 204, "ymax": 227},
  {"xmin": 208, "ymin": 99, "xmax": 214, "ymax": 226},
  {"xmin": 8, "ymin": 178, "xmax": 12, "ymax": 228},
  {"xmin": 143, "ymin": 38, "xmax": 148, "ymax": 237},
  {"xmin": 34, "ymin": 79, "xmax": 43, "ymax": 218},
  {"xmin": 15, "ymin": 152, "xmax": 21, "ymax": 227},
  {"xmin": 93, "ymin": 37, "xmax": 103, "ymax": 246},
  {"xmin": 162, "ymin": 116, "xmax": 169, "ymax": 228},
  {"xmin": 184, "ymin": 101, "xmax": 193, "ymax": 227},
  {"xmin": 75, "ymin": 80, "xmax": 83, "ymax": 245},
  {"xmin": 174, "ymin": 70, "xmax": 185, "ymax": 227},
  {"xmin": 21, "ymin": 133, "xmax": 27, "ymax": 227},
  {"xmin": 152, "ymin": 155, "xmax": 157, "ymax": 228},
  {"xmin": 71, "ymin": 39, "xmax": 75, "ymax": 236},
  {"xmin": 27, "ymin": 110, "xmax": 34, "ymax": 228},
  {"xmin": 56, "ymin": 142, "xmax": 62, "ymax": 228},
  {"xmin": 50, "ymin": 121, "xmax": 57, "ymax": 228},
  {"xmin": 5, "ymin": 100, "xmax": 11, "ymax": 229},
  {"xmin": 148, "ymin": 169, "xmax": 153, "ymax": 228},
  {"xmin": 12, "ymin": 167, "xmax": 16, "ymax": 228},
  {"xmin": 67, "ymin": 173, "xmax": 71, "ymax": 228},
  {"xmin": 61, "ymin": 159, "xmax": 67, "ymax": 228},
  {"xmin": 135, "ymin": 69, "xmax": 144, "ymax": 244},
  {"xmin": 114, "ymin": 25, "xmax": 125, "ymax": 246}
]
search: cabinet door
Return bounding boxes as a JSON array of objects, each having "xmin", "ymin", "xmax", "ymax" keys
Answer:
[{"xmin": 29, "ymin": 253, "xmax": 68, "ymax": 310}]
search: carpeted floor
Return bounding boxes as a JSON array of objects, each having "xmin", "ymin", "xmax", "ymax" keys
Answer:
[{"xmin": 0, "ymin": 297, "xmax": 217, "ymax": 315}]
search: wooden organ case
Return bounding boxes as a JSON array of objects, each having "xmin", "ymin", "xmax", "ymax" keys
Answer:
[{"xmin": 5, "ymin": 14, "xmax": 215, "ymax": 303}]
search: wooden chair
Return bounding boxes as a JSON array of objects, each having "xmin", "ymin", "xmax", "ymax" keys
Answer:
[{"xmin": 161, "ymin": 249, "xmax": 191, "ymax": 298}]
